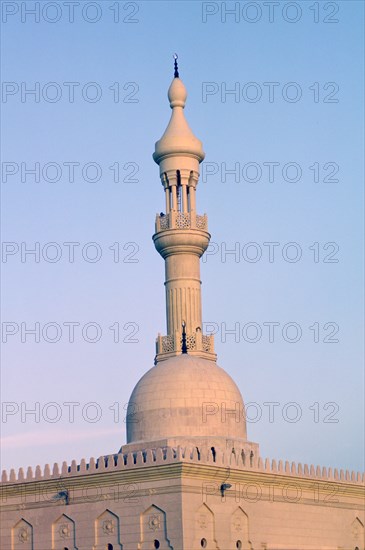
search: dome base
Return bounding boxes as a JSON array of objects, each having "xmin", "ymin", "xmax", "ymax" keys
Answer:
[{"xmin": 120, "ymin": 436, "xmax": 259, "ymax": 458}]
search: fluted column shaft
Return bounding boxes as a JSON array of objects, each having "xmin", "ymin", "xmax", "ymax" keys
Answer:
[{"xmin": 164, "ymin": 253, "xmax": 202, "ymax": 335}]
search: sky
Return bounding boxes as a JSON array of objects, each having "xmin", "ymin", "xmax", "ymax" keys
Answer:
[{"xmin": 1, "ymin": 0, "xmax": 364, "ymax": 475}]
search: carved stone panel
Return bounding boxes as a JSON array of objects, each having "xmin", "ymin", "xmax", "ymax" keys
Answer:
[{"xmin": 12, "ymin": 519, "xmax": 33, "ymax": 550}]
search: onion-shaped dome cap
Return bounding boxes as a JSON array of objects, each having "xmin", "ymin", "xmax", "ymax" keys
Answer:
[{"xmin": 153, "ymin": 76, "xmax": 205, "ymax": 164}]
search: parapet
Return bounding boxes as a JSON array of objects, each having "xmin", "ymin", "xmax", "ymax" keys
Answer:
[{"xmin": 1, "ymin": 445, "xmax": 364, "ymax": 485}]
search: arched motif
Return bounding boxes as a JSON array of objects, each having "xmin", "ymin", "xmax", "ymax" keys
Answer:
[
  {"xmin": 93, "ymin": 510, "xmax": 122, "ymax": 550},
  {"xmin": 192, "ymin": 503, "xmax": 219, "ymax": 549},
  {"xmin": 139, "ymin": 504, "xmax": 173, "ymax": 549},
  {"xmin": 230, "ymin": 508, "xmax": 252, "ymax": 550},
  {"xmin": 52, "ymin": 514, "xmax": 78, "ymax": 550},
  {"xmin": 351, "ymin": 517, "xmax": 365, "ymax": 550},
  {"xmin": 11, "ymin": 518, "xmax": 33, "ymax": 550}
]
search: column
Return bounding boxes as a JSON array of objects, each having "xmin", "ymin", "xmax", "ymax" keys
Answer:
[
  {"xmin": 189, "ymin": 186, "xmax": 196, "ymax": 213},
  {"xmin": 165, "ymin": 186, "xmax": 170, "ymax": 213},
  {"xmin": 171, "ymin": 185, "xmax": 177, "ymax": 211},
  {"xmin": 182, "ymin": 184, "xmax": 188, "ymax": 213},
  {"xmin": 165, "ymin": 254, "xmax": 203, "ymax": 335}
]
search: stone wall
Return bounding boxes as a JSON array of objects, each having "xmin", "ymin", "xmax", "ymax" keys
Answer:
[{"xmin": 1, "ymin": 446, "xmax": 364, "ymax": 549}]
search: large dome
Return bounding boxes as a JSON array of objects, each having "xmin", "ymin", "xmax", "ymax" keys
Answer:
[{"xmin": 126, "ymin": 355, "xmax": 247, "ymax": 444}]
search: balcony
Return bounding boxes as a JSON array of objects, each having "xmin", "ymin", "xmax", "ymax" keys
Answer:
[
  {"xmin": 155, "ymin": 330, "xmax": 216, "ymax": 363},
  {"xmin": 155, "ymin": 212, "xmax": 208, "ymax": 232}
]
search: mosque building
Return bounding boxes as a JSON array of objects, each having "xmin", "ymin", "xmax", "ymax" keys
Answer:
[{"xmin": 1, "ymin": 60, "xmax": 364, "ymax": 550}]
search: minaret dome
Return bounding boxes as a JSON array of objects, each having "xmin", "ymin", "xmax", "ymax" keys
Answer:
[{"xmin": 153, "ymin": 67, "xmax": 204, "ymax": 169}]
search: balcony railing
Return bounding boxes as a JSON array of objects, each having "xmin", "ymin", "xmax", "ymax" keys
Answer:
[
  {"xmin": 156, "ymin": 212, "xmax": 208, "ymax": 232},
  {"xmin": 157, "ymin": 332, "xmax": 214, "ymax": 355}
]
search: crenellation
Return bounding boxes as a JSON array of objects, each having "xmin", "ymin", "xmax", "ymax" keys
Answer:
[
  {"xmin": 250, "ymin": 454, "xmax": 257, "ymax": 469},
  {"xmin": 237, "ymin": 450, "xmax": 243, "ymax": 467},
  {"xmin": 88, "ymin": 457, "xmax": 96, "ymax": 472},
  {"xmin": 97, "ymin": 456, "xmax": 105, "ymax": 471},
  {"xmin": 155, "ymin": 447, "xmax": 165, "ymax": 464},
  {"xmin": 229, "ymin": 451, "xmax": 236, "ymax": 467},
  {"xmin": 43, "ymin": 464, "xmax": 50, "ymax": 478},
  {"xmin": 166, "ymin": 447, "xmax": 175, "ymax": 462},
  {"xmin": 135, "ymin": 451, "xmax": 144, "ymax": 466},
  {"xmin": 186, "ymin": 447, "xmax": 193, "ymax": 461},
  {"xmin": 115, "ymin": 454, "xmax": 125, "ymax": 470},
  {"xmin": 213, "ymin": 449, "xmax": 221, "ymax": 465},
  {"xmin": 145, "ymin": 448, "xmax": 154, "ymax": 465},
  {"xmin": 238, "ymin": 449, "xmax": 244, "ymax": 465},
  {"xmin": 102, "ymin": 454, "xmax": 109, "ymax": 467},
  {"xmin": 1, "ymin": 448, "xmax": 364, "ymax": 486},
  {"xmin": 177, "ymin": 446, "xmax": 184, "ymax": 461},
  {"xmin": 111, "ymin": 453, "xmax": 119, "ymax": 468},
  {"xmin": 79, "ymin": 458, "xmax": 87, "ymax": 474}
]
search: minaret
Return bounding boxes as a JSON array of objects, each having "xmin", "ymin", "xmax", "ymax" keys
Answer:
[
  {"xmin": 123, "ymin": 59, "xmax": 254, "ymax": 453},
  {"xmin": 153, "ymin": 56, "xmax": 216, "ymax": 363}
]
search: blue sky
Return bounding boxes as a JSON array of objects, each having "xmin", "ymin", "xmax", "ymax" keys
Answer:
[{"xmin": 1, "ymin": 0, "xmax": 364, "ymax": 474}]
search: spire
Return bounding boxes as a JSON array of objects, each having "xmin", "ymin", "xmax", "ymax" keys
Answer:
[
  {"xmin": 173, "ymin": 53, "xmax": 179, "ymax": 78},
  {"xmin": 152, "ymin": 62, "xmax": 216, "ymax": 364},
  {"xmin": 153, "ymin": 63, "xmax": 204, "ymax": 165}
]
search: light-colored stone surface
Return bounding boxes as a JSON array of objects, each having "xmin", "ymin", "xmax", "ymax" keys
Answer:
[
  {"xmin": 152, "ymin": 75, "xmax": 216, "ymax": 363},
  {"xmin": 153, "ymin": 77, "xmax": 205, "ymax": 166},
  {"xmin": 125, "ymin": 355, "xmax": 247, "ymax": 445},
  {"xmin": 1, "ymin": 449, "xmax": 364, "ymax": 549}
]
